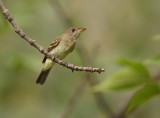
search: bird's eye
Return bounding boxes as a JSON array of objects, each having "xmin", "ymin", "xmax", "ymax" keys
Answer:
[{"xmin": 72, "ymin": 28, "xmax": 75, "ymax": 32}]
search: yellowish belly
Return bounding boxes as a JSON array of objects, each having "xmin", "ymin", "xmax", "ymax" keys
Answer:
[{"xmin": 42, "ymin": 41, "xmax": 76, "ymax": 71}]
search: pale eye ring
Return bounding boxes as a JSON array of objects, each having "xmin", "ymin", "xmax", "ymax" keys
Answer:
[{"xmin": 72, "ymin": 28, "xmax": 75, "ymax": 32}]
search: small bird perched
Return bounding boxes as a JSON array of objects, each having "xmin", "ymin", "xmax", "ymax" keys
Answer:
[{"xmin": 36, "ymin": 27, "xmax": 86, "ymax": 85}]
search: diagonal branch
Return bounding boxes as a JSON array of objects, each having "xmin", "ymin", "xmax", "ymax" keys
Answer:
[{"xmin": 0, "ymin": 0, "xmax": 105, "ymax": 73}]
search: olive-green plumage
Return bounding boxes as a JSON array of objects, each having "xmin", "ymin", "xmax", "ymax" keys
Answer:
[{"xmin": 36, "ymin": 27, "xmax": 86, "ymax": 85}]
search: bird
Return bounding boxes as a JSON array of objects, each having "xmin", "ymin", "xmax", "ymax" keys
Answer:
[{"xmin": 36, "ymin": 27, "xmax": 86, "ymax": 85}]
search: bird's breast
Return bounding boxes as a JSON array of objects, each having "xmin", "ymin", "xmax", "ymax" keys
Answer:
[{"xmin": 49, "ymin": 39, "xmax": 76, "ymax": 59}]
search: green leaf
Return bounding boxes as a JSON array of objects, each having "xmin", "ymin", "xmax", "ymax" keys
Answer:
[
  {"xmin": 153, "ymin": 35, "xmax": 160, "ymax": 41},
  {"xmin": 93, "ymin": 68, "xmax": 150, "ymax": 92},
  {"xmin": 117, "ymin": 59, "xmax": 150, "ymax": 77},
  {"xmin": 127, "ymin": 83, "xmax": 160, "ymax": 114},
  {"xmin": 92, "ymin": 59, "xmax": 150, "ymax": 92},
  {"xmin": 145, "ymin": 54, "xmax": 160, "ymax": 66}
]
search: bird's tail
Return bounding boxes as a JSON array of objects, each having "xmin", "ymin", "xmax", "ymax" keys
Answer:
[{"xmin": 36, "ymin": 68, "xmax": 51, "ymax": 85}]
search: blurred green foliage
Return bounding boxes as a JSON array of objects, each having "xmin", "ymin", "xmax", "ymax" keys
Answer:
[
  {"xmin": 127, "ymin": 83, "xmax": 160, "ymax": 114},
  {"xmin": 93, "ymin": 59, "xmax": 151, "ymax": 92},
  {"xmin": 153, "ymin": 35, "xmax": 160, "ymax": 41},
  {"xmin": 94, "ymin": 58, "xmax": 160, "ymax": 114},
  {"xmin": 1, "ymin": 0, "xmax": 160, "ymax": 118},
  {"xmin": 146, "ymin": 54, "xmax": 160, "ymax": 66}
]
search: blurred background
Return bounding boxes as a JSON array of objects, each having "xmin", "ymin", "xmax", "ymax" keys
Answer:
[{"xmin": 0, "ymin": 0, "xmax": 160, "ymax": 118}]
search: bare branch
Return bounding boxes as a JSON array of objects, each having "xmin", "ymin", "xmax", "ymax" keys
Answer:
[{"xmin": 0, "ymin": 0, "xmax": 105, "ymax": 73}]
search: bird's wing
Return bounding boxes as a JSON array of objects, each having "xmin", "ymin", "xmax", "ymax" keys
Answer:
[{"xmin": 42, "ymin": 37, "xmax": 62, "ymax": 63}]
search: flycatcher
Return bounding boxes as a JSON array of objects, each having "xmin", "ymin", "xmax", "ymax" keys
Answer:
[{"xmin": 36, "ymin": 27, "xmax": 86, "ymax": 85}]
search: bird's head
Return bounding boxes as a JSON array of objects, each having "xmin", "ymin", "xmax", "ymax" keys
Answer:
[{"xmin": 65, "ymin": 27, "xmax": 86, "ymax": 39}]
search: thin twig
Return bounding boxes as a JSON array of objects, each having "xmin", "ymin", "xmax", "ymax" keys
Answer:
[
  {"xmin": 78, "ymin": 45, "xmax": 114, "ymax": 118},
  {"xmin": 50, "ymin": 0, "xmax": 72, "ymax": 27},
  {"xmin": 57, "ymin": 78, "xmax": 88, "ymax": 118},
  {"xmin": 87, "ymin": 73, "xmax": 115, "ymax": 118},
  {"xmin": 0, "ymin": 0, "xmax": 105, "ymax": 73},
  {"xmin": 113, "ymin": 100, "xmax": 129, "ymax": 118}
]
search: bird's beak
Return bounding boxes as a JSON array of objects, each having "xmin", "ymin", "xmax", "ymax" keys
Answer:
[{"xmin": 77, "ymin": 28, "xmax": 86, "ymax": 33}]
